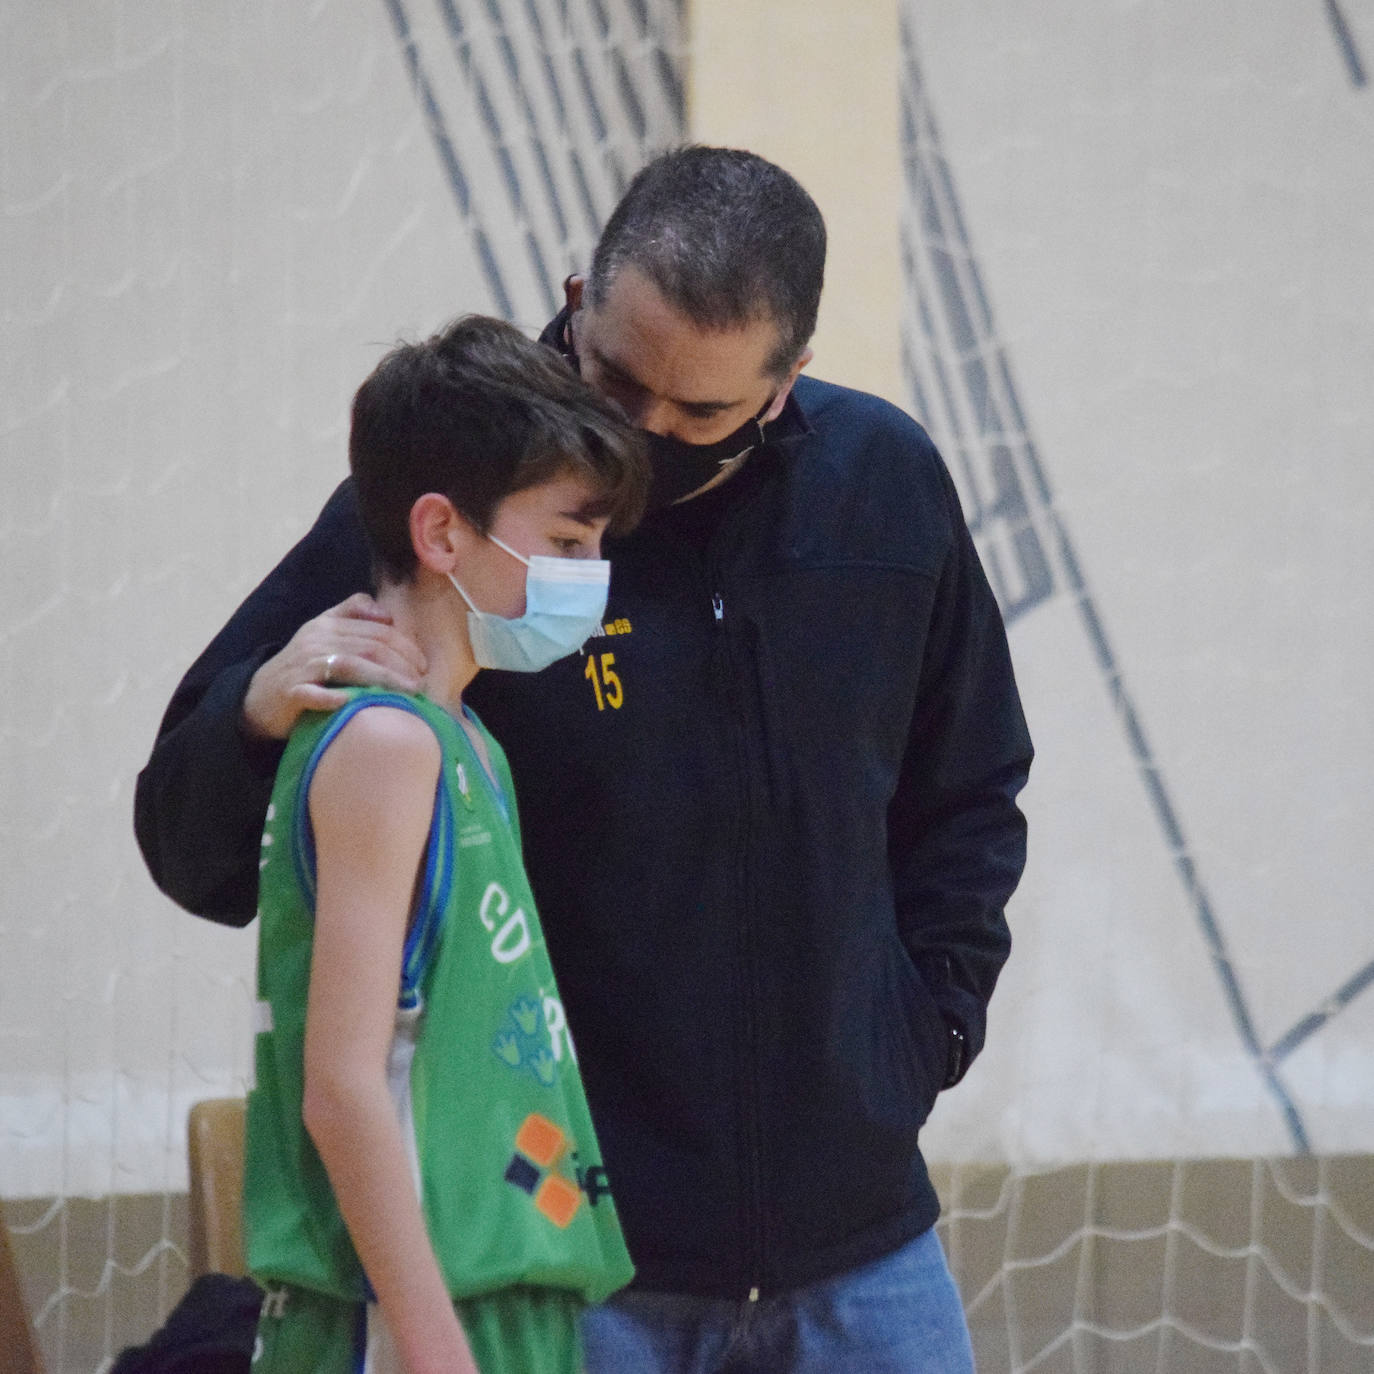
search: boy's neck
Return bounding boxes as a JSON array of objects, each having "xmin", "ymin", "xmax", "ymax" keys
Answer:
[{"xmin": 375, "ymin": 575, "xmax": 478, "ymax": 714}]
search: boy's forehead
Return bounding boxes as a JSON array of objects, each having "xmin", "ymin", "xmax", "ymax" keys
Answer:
[{"xmin": 501, "ymin": 469, "xmax": 606, "ymax": 521}]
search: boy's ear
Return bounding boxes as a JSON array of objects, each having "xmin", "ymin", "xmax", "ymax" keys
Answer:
[{"xmin": 410, "ymin": 492, "xmax": 479, "ymax": 574}]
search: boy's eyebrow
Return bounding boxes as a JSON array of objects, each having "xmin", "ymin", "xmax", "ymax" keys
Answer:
[
  {"xmin": 589, "ymin": 343, "xmax": 747, "ymax": 413},
  {"xmin": 560, "ymin": 505, "xmax": 601, "ymax": 527}
]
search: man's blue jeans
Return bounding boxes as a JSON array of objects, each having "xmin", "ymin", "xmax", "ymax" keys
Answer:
[{"xmin": 582, "ymin": 1226, "xmax": 976, "ymax": 1373}]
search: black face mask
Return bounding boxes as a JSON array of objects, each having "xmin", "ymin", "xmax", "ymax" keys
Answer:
[{"xmin": 642, "ymin": 411, "xmax": 770, "ymax": 512}]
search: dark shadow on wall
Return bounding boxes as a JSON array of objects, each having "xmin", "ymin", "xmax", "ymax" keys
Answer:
[{"xmin": 1326, "ymin": 0, "xmax": 1368, "ymax": 87}]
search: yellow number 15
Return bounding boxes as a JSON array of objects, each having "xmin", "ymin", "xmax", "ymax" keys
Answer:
[{"xmin": 584, "ymin": 652, "xmax": 623, "ymax": 711}]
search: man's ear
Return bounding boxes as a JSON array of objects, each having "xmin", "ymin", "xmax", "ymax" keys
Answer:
[
  {"xmin": 763, "ymin": 346, "xmax": 813, "ymax": 424},
  {"xmin": 410, "ymin": 492, "xmax": 479, "ymax": 575}
]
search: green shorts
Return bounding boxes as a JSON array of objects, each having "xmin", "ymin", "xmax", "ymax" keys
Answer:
[{"xmin": 251, "ymin": 1282, "xmax": 583, "ymax": 1374}]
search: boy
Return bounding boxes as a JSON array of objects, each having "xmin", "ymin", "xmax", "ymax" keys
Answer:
[{"xmin": 244, "ymin": 315, "xmax": 646, "ymax": 1374}]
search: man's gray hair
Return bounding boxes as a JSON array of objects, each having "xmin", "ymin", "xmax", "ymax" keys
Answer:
[{"xmin": 588, "ymin": 146, "xmax": 826, "ymax": 379}]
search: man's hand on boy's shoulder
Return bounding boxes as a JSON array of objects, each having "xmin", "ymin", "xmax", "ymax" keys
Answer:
[{"xmin": 241, "ymin": 592, "xmax": 429, "ymax": 740}]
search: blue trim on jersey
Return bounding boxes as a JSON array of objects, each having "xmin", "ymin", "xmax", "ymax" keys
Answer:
[
  {"xmin": 400, "ymin": 771, "xmax": 452, "ymax": 1010},
  {"xmin": 290, "ymin": 698, "xmax": 380, "ymax": 908},
  {"xmin": 462, "ymin": 701, "xmax": 510, "ymax": 824},
  {"xmin": 289, "ymin": 693, "xmax": 456, "ymax": 1011},
  {"xmin": 351, "ymin": 1300, "xmax": 367, "ymax": 1373}
]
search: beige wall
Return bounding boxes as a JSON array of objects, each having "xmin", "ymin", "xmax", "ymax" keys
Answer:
[{"xmin": 687, "ymin": 0, "xmax": 904, "ymax": 406}]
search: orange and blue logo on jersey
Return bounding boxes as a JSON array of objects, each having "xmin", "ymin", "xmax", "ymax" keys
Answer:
[{"xmin": 503, "ymin": 1113, "xmax": 583, "ymax": 1228}]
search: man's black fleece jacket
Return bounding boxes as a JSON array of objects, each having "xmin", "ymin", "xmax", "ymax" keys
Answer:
[{"xmin": 135, "ymin": 373, "xmax": 1033, "ymax": 1298}]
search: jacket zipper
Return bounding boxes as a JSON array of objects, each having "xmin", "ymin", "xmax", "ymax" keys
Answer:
[{"xmin": 710, "ymin": 586, "xmax": 767, "ymax": 1301}]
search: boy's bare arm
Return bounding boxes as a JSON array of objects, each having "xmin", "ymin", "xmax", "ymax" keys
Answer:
[{"xmin": 303, "ymin": 707, "xmax": 479, "ymax": 1374}]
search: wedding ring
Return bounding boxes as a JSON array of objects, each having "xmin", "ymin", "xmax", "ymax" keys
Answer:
[{"xmin": 323, "ymin": 653, "xmax": 338, "ymax": 685}]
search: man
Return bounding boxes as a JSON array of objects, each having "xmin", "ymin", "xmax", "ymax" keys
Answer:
[{"xmin": 136, "ymin": 146, "xmax": 1033, "ymax": 1372}]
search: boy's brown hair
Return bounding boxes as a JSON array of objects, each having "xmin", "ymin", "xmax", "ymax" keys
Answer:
[{"xmin": 350, "ymin": 315, "xmax": 647, "ymax": 583}]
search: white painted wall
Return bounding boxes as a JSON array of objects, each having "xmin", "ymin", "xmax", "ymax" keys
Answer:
[
  {"xmin": 2, "ymin": 1, "xmax": 1371, "ymax": 1204},
  {"xmin": 909, "ymin": 1, "xmax": 1374, "ymax": 1163}
]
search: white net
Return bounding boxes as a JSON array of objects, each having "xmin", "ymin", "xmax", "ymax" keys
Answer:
[
  {"xmin": 932, "ymin": 1156, "xmax": 1374, "ymax": 1373},
  {"xmin": 902, "ymin": 2, "xmax": 1374, "ymax": 1368},
  {"xmin": 0, "ymin": 2, "xmax": 682, "ymax": 1368},
  {"xmin": 5, "ymin": 1, "xmax": 1374, "ymax": 1370}
]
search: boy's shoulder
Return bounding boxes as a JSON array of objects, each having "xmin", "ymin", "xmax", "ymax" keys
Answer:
[
  {"xmin": 302, "ymin": 699, "xmax": 444, "ymax": 863},
  {"xmin": 283, "ymin": 690, "xmax": 445, "ymax": 803},
  {"xmin": 319, "ymin": 694, "xmax": 441, "ymax": 772},
  {"xmin": 289, "ymin": 687, "xmax": 446, "ymax": 743},
  {"xmin": 332, "ymin": 698, "xmax": 438, "ymax": 755}
]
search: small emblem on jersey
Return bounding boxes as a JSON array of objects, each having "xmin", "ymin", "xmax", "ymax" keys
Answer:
[
  {"xmin": 454, "ymin": 761, "xmax": 474, "ymax": 810},
  {"xmin": 492, "ymin": 997, "xmax": 558, "ymax": 1085},
  {"xmin": 492, "ymin": 993, "xmax": 577, "ymax": 1085},
  {"xmin": 259, "ymin": 1286, "xmax": 290, "ymax": 1321},
  {"xmin": 503, "ymin": 1113, "xmax": 583, "ymax": 1228}
]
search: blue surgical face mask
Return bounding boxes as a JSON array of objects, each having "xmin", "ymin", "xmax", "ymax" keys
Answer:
[{"xmin": 447, "ymin": 534, "xmax": 610, "ymax": 672}]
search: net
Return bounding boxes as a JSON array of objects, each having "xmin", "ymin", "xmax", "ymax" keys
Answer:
[
  {"xmin": 4, "ymin": 1, "xmax": 1373, "ymax": 1370},
  {"xmin": 0, "ymin": 2, "xmax": 682, "ymax": 1368},
  {"xmin": 902, "ymin": 3, "xmax": 1374, "ymax": 1367}
]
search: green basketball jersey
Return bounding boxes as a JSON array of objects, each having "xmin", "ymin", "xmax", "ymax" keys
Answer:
[{"xmin": 244, "ymin": 688, "xmax": 634, "ymax": 1306}]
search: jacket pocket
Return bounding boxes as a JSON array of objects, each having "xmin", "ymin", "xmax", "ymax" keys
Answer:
[{"xmin": 884, "ymin": 934, "xmax": 950, "ymax": 1129}]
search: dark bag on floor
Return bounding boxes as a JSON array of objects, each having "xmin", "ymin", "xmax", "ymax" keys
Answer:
[{"xmin": 111, "ymin": 1273, "xmax": 262, "ymax": 1374}]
